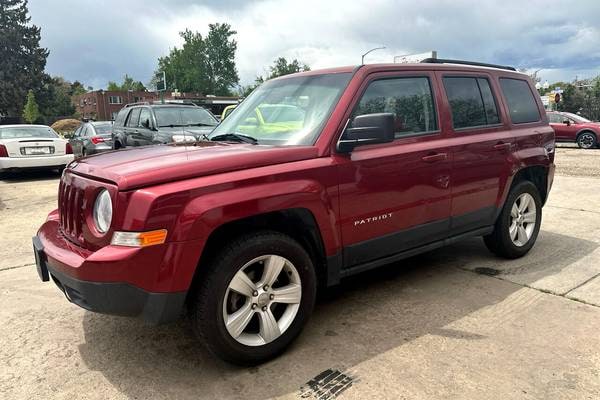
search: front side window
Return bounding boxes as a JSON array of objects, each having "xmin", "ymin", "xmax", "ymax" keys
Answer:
[
  {"xmin": 352, "ymin": 77, "xmax": 438, "ymax": 137},
  {"xmin": 499, "ymin": 78, "xmax": 540, "ymax": 124},
  {"xmin": 0, "ymin": 126, "xmax": 59, "ymax": 139},
  {"xmin": 209, "ymin": 72, "xmax": 352, "ymax": 145},
  {"xmin": 138, "ymin": 108, "xmax": 152, "ymax": 128},
  {"xmin": 563, "ymin": 112, "xmax": 590, "ymax": 123},
  {"xmin": 443, "ymin": 77, "xmax": 500, "ymax": 129}
]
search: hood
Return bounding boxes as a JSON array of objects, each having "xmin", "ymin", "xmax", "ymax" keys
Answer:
[{"xmin": 68, "ymin": 142, "xmax": 318, "ymax": 190}]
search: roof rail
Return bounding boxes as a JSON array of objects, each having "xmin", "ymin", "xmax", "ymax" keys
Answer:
[
  {"xmin": 124, "ymin": 102, "xmax": 151, "ymax": 108},
  {"xmin": 420, "ymin": 58, "xmax": 517, "ymax": 71},
  {"xmin": 153, "ymin": 100, "xmax": 200, "ymax": 106}
]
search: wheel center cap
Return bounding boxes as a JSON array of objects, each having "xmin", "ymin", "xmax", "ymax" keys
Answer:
[{"xmin": 257, "ymin": 293, "xmax": 270, "ymax": 307}]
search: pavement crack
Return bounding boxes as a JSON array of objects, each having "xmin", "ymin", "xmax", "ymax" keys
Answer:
[
  {"xmin": 0, "ymin": 263, "xmax": 34, "ymax": 272},
  {"xmin": 455, "ymin": 265, "xmax": 600, "ymax": 309},
  {"xmin": 546, "ymin": 205, "xmax": 600, "ymax": 215},
  {"xmin": 563, "ymin": 271, "xmax": 600, "ymax": 296}
]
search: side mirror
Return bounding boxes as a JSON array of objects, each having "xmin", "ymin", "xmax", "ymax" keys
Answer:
[
  {"xmin": 563, "ymin": 120, "xmax": 570, "ymax": 126},
  {"xmin": 337, "ymin": 113, "xmax": 395, "ymax": 153},
  {"xmin": 141, "ymin": 119, "xmax": 151, "ymax": 129}
]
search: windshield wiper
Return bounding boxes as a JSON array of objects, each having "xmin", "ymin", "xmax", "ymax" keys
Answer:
[
  {"xmin": 185, "ymin": 123, "xmax": 217, "ymax": 127},
  {"xmin": 210, "ymin": 133, "xmax": 258, "ymax": 145},
  {"xmin": 159, "ymin": 124, "xmax": 186, "ymax": 128}
]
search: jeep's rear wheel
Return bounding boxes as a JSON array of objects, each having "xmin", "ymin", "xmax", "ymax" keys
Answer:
[
  {"xmin": 484, "ymin": 181, "xmax": 542, "ymax": 258},
  {"xmin": 190, "ymin": 231, "xmax": 316, "ymax": 365}
]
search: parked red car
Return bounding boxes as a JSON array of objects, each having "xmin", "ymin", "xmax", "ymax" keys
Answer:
[
  {"xmin": 547, "ymin": 111, "xmax": 599, "ymax": 149},
  {"xmin": 34, "ymin": 59, "xmax": 555, "ymax": 364}
]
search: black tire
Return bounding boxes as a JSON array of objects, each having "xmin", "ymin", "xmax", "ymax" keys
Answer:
[
  {"xmin": 576, "ymin": 131, "xmax": 597, "ymax": 149},
  {"xmin": 190, "ymin": 231, "xmax": 317, "ymax": 365},
  {"xmin": 484, "ymin": 181, "xmax": 542, "ymax": 259}
]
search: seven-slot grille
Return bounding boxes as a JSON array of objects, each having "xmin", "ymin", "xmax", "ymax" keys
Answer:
[{"xmin": 58, "ymin": 177, "xmax": 85, "ymax": 242}]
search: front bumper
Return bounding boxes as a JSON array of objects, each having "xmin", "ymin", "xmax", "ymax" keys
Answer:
[
  {"xmin": 0, "ymin": 154, "xmax": 74, "ymax": 170},
  {"xmin": 34, "ymin": 216, "xmax": 203, "ymax": 324}
]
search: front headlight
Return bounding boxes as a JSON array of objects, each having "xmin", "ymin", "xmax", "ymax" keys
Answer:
[
  {"xmin": 172, "ymin": 134, "xmax": 196, "ymax": 143},
  {"xmin": 93, "ymin": 189, "xmax": 112, "ymax": 234}
]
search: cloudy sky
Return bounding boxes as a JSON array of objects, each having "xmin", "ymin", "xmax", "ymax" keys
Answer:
[{"xmin": 29, "ymin": 0, "xmax": 600, "ymax": 90}]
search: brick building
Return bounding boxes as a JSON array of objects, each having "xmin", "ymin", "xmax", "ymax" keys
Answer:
[
  {"xmin": 73, "ymin": 90, "xmax": 240, "ymax": 121},
  {"xmin": 73, "ymin": 90, "xmax": 159, "ymax": 121}
]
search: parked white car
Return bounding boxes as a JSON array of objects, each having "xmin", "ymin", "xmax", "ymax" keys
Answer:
[{"xmin": 0, "ymin": 124, "xmax": 74, "ymax": 174}]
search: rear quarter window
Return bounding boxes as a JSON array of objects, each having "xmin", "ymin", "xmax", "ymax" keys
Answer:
[
  {"xmin": 499, "ymin": 78, "xmax": 541, "ymax": 124},
  {"xmin": 114, "ymin": 108, "xmax": 129, "ymax": 127}
]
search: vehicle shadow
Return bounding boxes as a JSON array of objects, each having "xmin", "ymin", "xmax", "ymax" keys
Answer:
[
  {"xmin": 0, "ymin": 169, "xmax": 61, "ymax": 183},
  {"xmin": 78, "ymin": 230, "xmax": 597, "ymax": 400}
]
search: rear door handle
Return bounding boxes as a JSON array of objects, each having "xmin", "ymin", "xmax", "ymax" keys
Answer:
[
  {"xmin": 493, "ymin": 142, "xmax": 512, "ymax": 150},
  {"xmin": 421, "ymin": 153, "xmax": 447, "ymax": 163}
]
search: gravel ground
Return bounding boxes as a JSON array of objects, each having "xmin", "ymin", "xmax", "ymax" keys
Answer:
[{"xmin": 555, "ymin": 144, "xmax": 600, "ymax": 177}]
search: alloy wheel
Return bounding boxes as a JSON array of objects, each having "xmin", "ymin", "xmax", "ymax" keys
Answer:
[
  {"xmin": 509, "ymin": 193, "xmax": 537, "ymax": 247},
  {"xmin": 578, "ymin": 133, "xmax": 596, "ymax": 149},
  {"xmin": 223, "ymin": 255, "xmax": 301, "ymax": 346}
]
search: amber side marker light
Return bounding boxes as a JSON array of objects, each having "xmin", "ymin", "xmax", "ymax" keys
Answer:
[{"xmin": 111, "ymin": 229, "xmax": 168, "ymax": 247}]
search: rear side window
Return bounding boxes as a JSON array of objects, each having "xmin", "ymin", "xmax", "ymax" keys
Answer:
[
  {"xmin": 114, "ymin": 108, "xmax": 128, "ymax": 127},
  {"xmin": 127, "ymin": 108, "xmax": 141, "ymax": 127},
  {"xmin": 499, "ymin": 78, "xmax": 540, "ymax": 124},
  {"xmin": 443, "ymin": 77, "xmax": 500, "ymax": 129},
  {"xmin": 352, "ymin": 76, "xmax": 438, "ymax": 137}
]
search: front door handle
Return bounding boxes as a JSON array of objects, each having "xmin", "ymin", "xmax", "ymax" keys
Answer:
[
  {"xmin": 493, "ymin": 142, "xmax": 512, "ymax": 150},
  {"xmin": 421, "ymin": 153, "xmax": 447, "ymax": 163}
]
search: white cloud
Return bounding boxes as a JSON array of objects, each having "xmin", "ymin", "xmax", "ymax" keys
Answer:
[{"xmin": 29, "ymin": 0, "xmax": 600, "ymax": 88}]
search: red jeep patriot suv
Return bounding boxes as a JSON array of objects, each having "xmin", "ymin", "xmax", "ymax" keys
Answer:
[{"xmin": 34, "ymin": 59, "xmax": 555, "ymax": 365}]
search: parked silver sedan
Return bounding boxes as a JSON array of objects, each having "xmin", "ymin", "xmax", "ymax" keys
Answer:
[{"xmin": 69, "ymin": 121, "xmax": 113, "ymax": 158}]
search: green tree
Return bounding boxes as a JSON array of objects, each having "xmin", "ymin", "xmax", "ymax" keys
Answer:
[
  {"xmin": 242, "ymin": 57, "xmax": 310, "ymax": 96},
  {"xmin": 154, "ymin": 23, "xmax": 239, "ymax": 96},
  {"xmin": 22, "ymin": 89, "xmax": 39, "ymax": 123},
  {"xmin": 107, "ymin": 74, "xmax": 146, "ymax": 91},
  {"xmin": 36, "ymin": 76, "xmax": 76, "ymax": 117},
  {"xmin": 107, "ymin": 81, "xmax": 120, "ymax": 91},
  {"xmin": 71, "ymin": 81, "xmax": 87, "ymax": 96},
  {"xmin": 267, "ymin": 57, "xmax": 310, "ymax": 79},
  {"xmin": 0, "ymin": 0, "xmax": 48, "ymax": 117},
  {"xmin": 203, "ymin": 23, "xmax": 239, "ymax": 95}
]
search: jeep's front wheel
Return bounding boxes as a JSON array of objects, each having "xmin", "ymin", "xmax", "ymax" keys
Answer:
[
  {"xmin": 484, "ymin": 181, "xmax": 542, "ymax": 259},
  {"xmin": 190, "ymin": 231, "xmax": 316, "ymax": 365}
]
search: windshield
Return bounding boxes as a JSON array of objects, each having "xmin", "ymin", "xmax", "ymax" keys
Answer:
[
  {"xmin": 563, "ymin": 112, "xmax": 591, "ymax": 123},
  {"xmin": 0, "ymin": 126, "xmax": 58, "ymax": 139},
  {"xmin": 154, "ymin": 107, "xmax": 217, "ymax": 127},
  {"xmin": 209, "ymin": 73, "xmax": 352, "ymax": 145},
  {"xmin": 93, "ymin": 124, "xmax": 113, "ymax": 135}
]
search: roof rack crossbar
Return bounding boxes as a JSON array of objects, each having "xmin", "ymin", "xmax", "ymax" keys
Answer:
[
  {"xmin": 124, "ymin": 102, "xmax": 151, "ymax": 107},
  {"xmin": 420, "ymin": 58, "xmax": 517, "ymax": 71}
]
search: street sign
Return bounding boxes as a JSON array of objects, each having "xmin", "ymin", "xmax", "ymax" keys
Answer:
[{"xmin": 156, "ymin": 71, "xmax": 166, "ymax": 92}]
